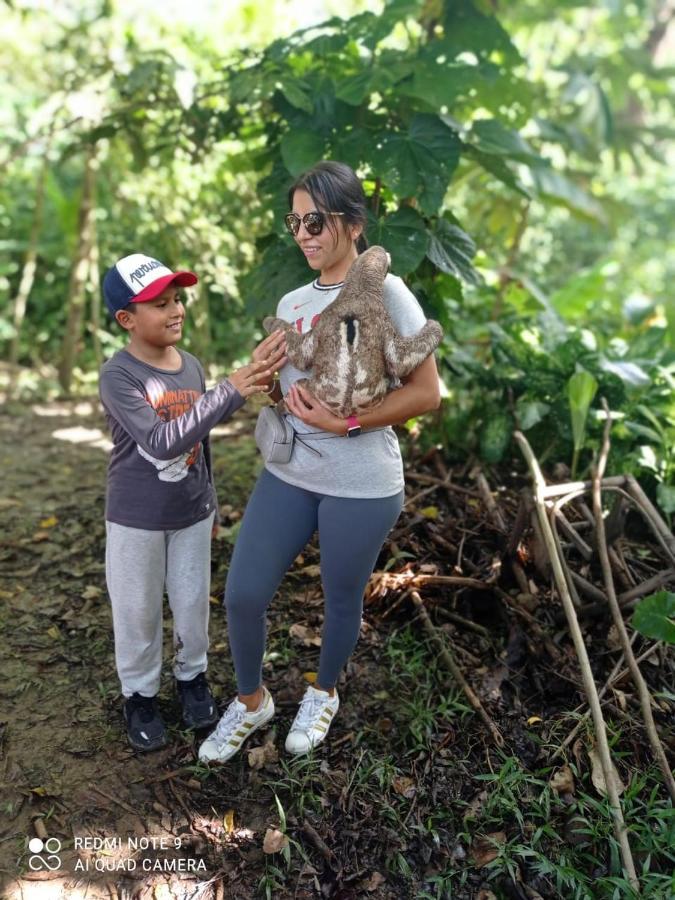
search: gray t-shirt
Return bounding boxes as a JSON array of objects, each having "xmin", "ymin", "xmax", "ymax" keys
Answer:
[
  {"xmin": 265, "ymin": 273, "xmax": 427, "ymax": 498},
  {"xmin": 99, "ymin": 349, "xmax": 244, "ymax": 530}
]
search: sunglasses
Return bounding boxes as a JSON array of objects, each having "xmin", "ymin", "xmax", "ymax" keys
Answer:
[{"xmin": 284, "ymin": 210, "xmax": 344, "ymax": 237}]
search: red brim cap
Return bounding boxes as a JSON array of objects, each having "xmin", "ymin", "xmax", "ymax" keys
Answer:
[{"xmin": 132, "ymin": 271, "xmax": 198, "ymax": 303}]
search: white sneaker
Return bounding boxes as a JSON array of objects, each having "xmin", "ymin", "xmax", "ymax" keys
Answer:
[
  {"xmin": 198, "ymin": 687, "xmax": 274, "ymax": 763},
  {"xmin": 285, "ymin": 686, "xmax": 339, "ymax": 755}
]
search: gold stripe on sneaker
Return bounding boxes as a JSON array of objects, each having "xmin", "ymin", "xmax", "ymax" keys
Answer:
[
  {"xmin": 235, "ymin": 730, "xmax": 248, "ymax": 738},
  {"xmin": 243, "ymin": 722, "xmax": 254, "ymax": 729},
  {"xmin": 228, "ymin": 739, "xmax": 240, "ymax": 747},
  {"xmin": 314, "ymin": 724, "xmax": 326, "ymax": 733},
  {"xmin": 320, "ymin": 713, "xmax": 332, "ymax": 723}
]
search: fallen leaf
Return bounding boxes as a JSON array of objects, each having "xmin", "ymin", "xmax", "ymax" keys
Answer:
[
  {"xmin": 298, "ymin": 564, "xmax": 322, "ymax": 578},
  {"xmin": 589, "ymin": 747, "xmax": 625, "ymax": 797},
  {"xmin": 248, "ymin": 736, "xmax": 279, "ymax": 770},
  {"xmin": 476, "ymin": 891, "xmax": 498, "ymax": 900},
  {"xmin": 526, "ymin": 716, "xmax": 542, "ymax": 726},
  {"xmin": 81, "ymin": 585, "xmax": 102, "ymax": 600},
  {"xmin": 39, "ymin": 516, "xmax": 58, "ymax": 528},
  {"xmin": 472, "ymin": 831, "xmax": 506, "ymax": 867},
  {"xmin": 303, "ymin": 671, "xmax": 318, "ymax": 684},
  {"xmin": 263, "ymin": 828, "xmax": 288, "ymax": 854},
  {"xmin": 464, "ymin": 789, "xmax": 488, "ymax": 821},
  {"xmin": 289, "ymin": 623, "xmax": 322, "ymax": 647},
  {"xmin": 366, "ymin": 871, "xmax": 386, "ymax": 891},
  {"xmin": 32, "ymin": 531, "xmax": 51, "ymax": 542},
  {"xmin": 549, "ymin": 764, "xmax": 575, "ymax": 795},
  {"xmin": 420, "ymin": 506, "xmax": 439, "ymax": 519},
  {"xmin": 223, "ymin": 809, "xmax": 235, "ymax": 834},
  {"xmin": 392, "ymin": 775, "xmax": 416, "ymax": 799},
  {"xmin": 46, "ymin": 626, "xmax": 60, "ymax": 640}
]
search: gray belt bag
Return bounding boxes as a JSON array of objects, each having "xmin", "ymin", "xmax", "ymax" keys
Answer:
[
  {"xmin": 254, "ymin": 405, "xmax": 353, "ymax": 464},
  {"xmin": 255, "ymin": 406, "xmax": 295, "ymax": 464},
  {"xmin": 255, "ymin": 405, "xmax": 387, "ymax": 464}
]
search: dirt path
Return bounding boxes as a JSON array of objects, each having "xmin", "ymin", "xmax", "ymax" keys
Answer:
[
  {"xmin": 0, "ymin": 400, "xmax": 413, "ymax": 900},
  {"xmin": 2, "ymin": 399, "xmax": 673, "ymax": 900},
  {"xmin": 0, "ymin": 400, "xmax": 296, "ymax": 898}
]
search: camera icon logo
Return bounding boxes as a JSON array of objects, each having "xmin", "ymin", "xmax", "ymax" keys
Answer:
[{"xmin": 28, "ymin": 837, "xmax": 62, "ymax": 871}]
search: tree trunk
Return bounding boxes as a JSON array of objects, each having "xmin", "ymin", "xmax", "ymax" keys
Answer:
[
  {"xmin": 87, "ymin": 211, "xmax": 102, "ymax": 369},
  {"xmin": 58, "ymin": 143, "xmax": 97, "ymax": 395},
  {"xmin": 188, "ymin": 278, "xmax": 212, "ymax": 363},
  {"xmin": 9, "ymin": 154, "xmax": 49, "ymax": 367}
]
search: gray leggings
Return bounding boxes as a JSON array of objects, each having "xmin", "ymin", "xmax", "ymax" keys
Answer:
[{"xmin": 225, "ymin": 469, "xmax": 403, "ymax": 694}]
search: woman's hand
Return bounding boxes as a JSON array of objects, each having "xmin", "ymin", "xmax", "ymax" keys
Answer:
[
  {"xmin": 228, "ymin": 330, "xmax": 288, "ymax": 397},
  {"xmin": 285, "ymin": 383, "xmax": 346, "ymax": 434},
  {"xmin": 252, "ymin": 330, "xmax": 287, "ymax": 368}
]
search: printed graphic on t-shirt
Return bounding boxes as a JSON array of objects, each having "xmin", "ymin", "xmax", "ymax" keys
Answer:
[
  {"xmin": 136, "ymin": 386, "xmax": 201, "ymax": 482},
  {"xmin": 294, "ymin": 313, "xmax": 321, "ymax": 333}
]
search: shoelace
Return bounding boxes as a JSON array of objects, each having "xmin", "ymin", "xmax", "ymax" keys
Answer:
[
  {"xmin": 294, "ymin": 694, "xmax": 327, "ymax": 732},
  {"xmin": 212, "ymin": 701, "xmax": 245, "ymax": 745}
]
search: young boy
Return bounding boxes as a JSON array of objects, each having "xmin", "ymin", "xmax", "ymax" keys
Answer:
[{"xmin": 99, "ymin": 253, "xmax": 285, "ymax": 752}]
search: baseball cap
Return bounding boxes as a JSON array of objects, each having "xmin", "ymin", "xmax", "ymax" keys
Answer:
[{"xmin": 103, "ymin": 253, "xmax": 198, "ymax": 316}]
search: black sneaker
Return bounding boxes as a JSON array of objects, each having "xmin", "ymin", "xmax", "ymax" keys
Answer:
[
  {"xmin": 123, "ymin": 694, "xmax": 168, "ymax": 752},
  {"xmin": 176, "ymin": 673, "xmax": 219, "ymax": 729}
]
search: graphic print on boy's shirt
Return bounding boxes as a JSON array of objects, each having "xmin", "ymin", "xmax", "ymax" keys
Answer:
[{"xmin": 137, "ymin": 386, "xmax": 201, "ymax": 482}]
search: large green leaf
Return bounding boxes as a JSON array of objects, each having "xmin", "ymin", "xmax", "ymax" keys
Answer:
[
  {"xmin": 529, "ymin": 168, "xmax": 605, "ymax": 222},
  {"xmin": 280, "ymin": 130, "xmax": 325, "ymax": 176},
  {"xmin": 374, "ymin": 115, "xmax": 461, "ymax": 214},
  {"xmin": 368, "ymin": 207, "xmax": 427, "ymax": 276},
  {"xmin": 402, "ymin": 61, "xmax": 476, "ymax": 110},
  {"xmin": 443, "ymin": 0, "xmax": 522, "ymax": 64},
  {"xmin": 426, "ymin": 220, "xmax": 480, "ymax": 286},
  {"xmin": 567, "ymin": 370, "xmax": 598, "ymax": 455},
  {"xmin": 632, "ymin": 591, "xmax": 675, "ymax": 644},
  {"xmin": 240, "ymin": 237, "xmax": 310, "ymax": 316},
  {"xmin": 335, "ymin": 71, "xmax": 373, "ymax": 106},
  {"xmin": 280, "ymin": 80, "xmax": 314, "ymax": 114},
  {"xmin": 463, "ymin": 146, "xmax": 531, "ymax": 197},
  {"xmin": 470, "ymin": 118, "xmax": 542, "ymax": 162}
]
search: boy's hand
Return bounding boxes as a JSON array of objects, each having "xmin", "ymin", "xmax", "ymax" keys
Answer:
[{"xmin": 228, "ymin": 359, "xmax": 281, "ymax": 397}]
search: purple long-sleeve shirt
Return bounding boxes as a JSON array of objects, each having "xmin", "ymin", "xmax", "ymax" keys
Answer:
[{"xmin": 99, "ymin": 349, "xmax": 244, "ymax": 530}]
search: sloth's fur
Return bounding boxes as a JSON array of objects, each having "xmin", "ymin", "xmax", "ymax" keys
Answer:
[{"xmin": 263, "ymin": 245, "xmax": 443, "ymax": 418}]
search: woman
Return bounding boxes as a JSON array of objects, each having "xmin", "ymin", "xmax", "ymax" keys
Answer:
[{"xmin": 199, "ymin": 161, "xmax": 440, "ymax": 763}]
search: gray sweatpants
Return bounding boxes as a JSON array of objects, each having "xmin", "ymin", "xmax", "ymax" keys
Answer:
[{"xmin": 105, "ymin": 512, "xmax": 215, "ymax": 697}]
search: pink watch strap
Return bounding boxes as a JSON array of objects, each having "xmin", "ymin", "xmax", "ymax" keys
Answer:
[{"xmin": 347, "ymin": 415, "xmax": 360, "ymax": 429}]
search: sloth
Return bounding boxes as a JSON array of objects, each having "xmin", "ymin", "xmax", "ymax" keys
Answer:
[{"xmin": 263, "ymin": 245, "xmax": 443, "ymax": 418}]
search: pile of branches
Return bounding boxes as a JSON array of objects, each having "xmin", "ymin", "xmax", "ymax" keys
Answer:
[{"xmin": 366, "ymin": 407, "xmax": 675, "ymax": 890}]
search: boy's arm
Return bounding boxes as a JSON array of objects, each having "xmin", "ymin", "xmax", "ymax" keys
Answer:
[{"xmin": 100, "ymin": 366, "xmax": 245, "ymax": 460}]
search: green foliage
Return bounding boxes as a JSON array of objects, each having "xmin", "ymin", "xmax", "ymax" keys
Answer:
[
  {"xmin": 632, "ymin": 591, "xmax": 675, "ymax": 644},
  {"xmin": 568, "ymin": 370, "xmax": 598, "ymax": 477},
  {"xmin": 1, "ymin": 0, "xmax": 673, "ymax": 515}
]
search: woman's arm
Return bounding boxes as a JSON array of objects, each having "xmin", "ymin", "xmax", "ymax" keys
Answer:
[{"xmin": 284, "ymin": 354, "xmax": 441, "ymax": 435}]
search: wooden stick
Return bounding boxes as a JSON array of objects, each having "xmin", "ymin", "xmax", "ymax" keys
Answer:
[
  {"xmin": 514, "ymin": 430, "xmax": 639, "ymax": 891},
  {"xmin": 410, "ymin": 590, "xmax": 504, "ymax": 747},
  {"xmin": 474, "ymin": 470, "xmax": 507, "ymax": 531},
  {"xmin": 435, "ymin": 607, "xmax": 490, "ymax": 638},
  {"xmin": 618, "ymin": 569, "xmax": 675, "ymax": 607},
  {"xmin": 592, "ymin": 402, "xmax": 675, "ymax": 805},
  {"xmin": 540, "ymin": 476, "xmax": 626, "ymax": 498},
  {"xmin": 624, "ymin": 475, "xmax": 675, "ymax": 565},
  {"xmin": 551, "ymin": 631, "xmax": 640, "ymax": 760}
]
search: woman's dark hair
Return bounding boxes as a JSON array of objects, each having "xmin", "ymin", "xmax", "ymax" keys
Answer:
[{"xmin": 288, "ymin": 160, "xmax": 369, "ymax": 254}]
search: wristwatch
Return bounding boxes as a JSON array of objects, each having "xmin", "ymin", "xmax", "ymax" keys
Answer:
[{"xmin": 346, "ymin": 415, "xmax": 362, "ymax": 438}]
